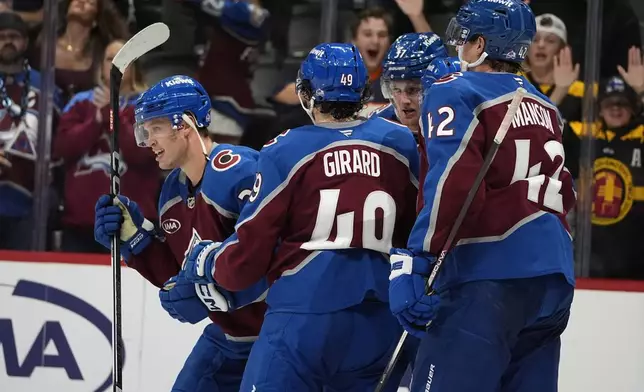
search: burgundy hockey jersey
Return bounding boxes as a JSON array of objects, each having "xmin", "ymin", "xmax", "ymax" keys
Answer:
[
  {"xmin": 127, "ymin": 144, "xmax": 266, "ymax": 346},
  {"xmin": 55, "ymin": 90, "xmax": 159, "ymax": 228},
  {"xmin": 0, "ymin": 69, "xmax": 62, "ymax": 218}
]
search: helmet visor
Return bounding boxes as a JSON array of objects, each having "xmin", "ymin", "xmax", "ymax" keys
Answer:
[
  {"xmin": 381, "ymin": 79, "xmax": 423, "ymax": 103},
  {"xmin": 134, "ymin": 112, "xmax": 182, "ymax": 147},
  {"xmin": 445, "ymin": 17, "xmax": 471, "ymax": 47}
]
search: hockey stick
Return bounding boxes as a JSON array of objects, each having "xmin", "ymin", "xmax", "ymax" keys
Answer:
[
  {"xmin": 109, "ymin": 22, "xmax": 170, "ymax": 392},
  {"xmin": 374, "ymin": 87, "xmax": 527, "ymax": 392}
]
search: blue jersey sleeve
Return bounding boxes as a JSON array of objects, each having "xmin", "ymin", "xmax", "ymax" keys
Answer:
[
  {"xmin": 210, "ymin": 146, "xmax": 292, "ymax": 291},
  {"xmin": 202, "ymin": 145, "xmax": 259, "ymax": 216},
  {"xmin": 370, "ymin": 103, "xmax": 398, "ymax": 123},
  {"xmin": 408, "ymin": 77, "xmax": 486, "ymax": 255}
]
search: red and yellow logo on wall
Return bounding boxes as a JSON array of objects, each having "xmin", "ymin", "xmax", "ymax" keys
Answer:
[{"xmin": 592, "ymin": 157, "xmax": 634, "ymax": 225}]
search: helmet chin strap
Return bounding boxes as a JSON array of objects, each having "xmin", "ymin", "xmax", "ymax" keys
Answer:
[
  {"xmin": 457, "ymin": 45, "xmax": 488, "ymax": 71},
  {"xmin": 182, "ymin": 113, "xmax": 210, "ymax": 159},
  {"xmin": 299, "ymin": 93, "xmax": 317, "ymax": 124}
]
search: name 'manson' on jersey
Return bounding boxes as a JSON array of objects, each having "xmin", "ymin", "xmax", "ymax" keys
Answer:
[{"xmin": 412, "ymin": 71, "xmax": 576, "ymax": 291}]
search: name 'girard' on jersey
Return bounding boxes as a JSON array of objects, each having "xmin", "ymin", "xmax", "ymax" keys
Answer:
[
  {"xmin": 209, "ymin": 117, "xmax": 421, "ymax": 313},
  {"xmin": 322, "ymin": 148, "xmax": 381, "ymax": 177},
  {"xmin": 410, "ymin": 71, "xmax": 576, "ymax": 291}
]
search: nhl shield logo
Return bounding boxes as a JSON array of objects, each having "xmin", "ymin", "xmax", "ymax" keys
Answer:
[
  {"xmin": 187, "ymin": 196, "xmax": 196, "ymax": 209},
  {"xmin": 162, "ymin": 218, "xmax": 181, "ymax": 234}
]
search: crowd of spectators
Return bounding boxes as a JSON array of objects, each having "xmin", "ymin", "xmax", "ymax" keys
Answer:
[{"xmin": 0, "ymin": 0, "xmax": 642, "ymax": 280}]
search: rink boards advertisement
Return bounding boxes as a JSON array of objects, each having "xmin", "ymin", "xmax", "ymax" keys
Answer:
[{"xmin": 1, "ymin": 251, "xmax": 644, "ymax": 392}]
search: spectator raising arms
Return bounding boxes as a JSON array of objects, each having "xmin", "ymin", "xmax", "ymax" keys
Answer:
[
  {"xmin": 30, "ymin": 0, "xmax": 129, "ymax": 104},
  {"xmin": 617, "ymin": 46, "xmax": 644, "ymax": 109},
  {"xmin": 350, "ymin": 4, "xmax": 431, "ymax": 112},
  {"xmin": 566, "ymin": 76, "xmax": 644, "ymax": 279},
  {"xmin": 0, "ymin": 12, "xmax": 62, "ymax": 250},
  {"xmin": 54, "ymin": 39, "xmax": 159, "ymax": 254},
  {"xmin": 525, "ymin": 14, "xmax": 582, "ymax": 122}
]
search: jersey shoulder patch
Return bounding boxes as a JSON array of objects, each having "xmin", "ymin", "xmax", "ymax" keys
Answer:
[
  {"xmin": 263, "ymin": 128, "xmax": 292, "ymax": 148},
  {"xmin": 427, "ymin": 75, "xmax": 474, "ymax": 109},
  {"xmin": 211, "ymin": 148, "xmax": 242, "ymax": 172},
  {"xmin": 433, "ymin": 71, "xmax": 465, "ymax": 86},
  {"xmin": 202, "ymin": 144, "xmax": 259, "ymax": 209},
  {"xmin": 209, "ymin": 144, "xmax": 259, "ymax": 171}
]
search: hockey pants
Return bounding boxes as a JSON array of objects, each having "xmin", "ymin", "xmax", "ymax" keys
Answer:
[
  {"xmin": 411, "ymin": 273, "xmax": 574, "ymax": 392},
  {"xmin": 171, "ymin": 323, "xmax": 252, "ymax": 392},
  {"xmin": 238, "ymin": 300, "xmax": 418, "ymax": 391}
]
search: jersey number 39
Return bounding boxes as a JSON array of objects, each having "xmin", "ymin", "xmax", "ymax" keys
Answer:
[{"xmin": 301, "ymin": 189, "xmax": 396, "ymax": 253}]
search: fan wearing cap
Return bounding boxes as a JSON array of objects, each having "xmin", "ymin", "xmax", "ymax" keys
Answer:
[
  {"xmin": 0, "ymin": 12, "xmax": 63, "ymax": 250},
  {"xmin": 566, "ymin": 76, "xmax": 644, "ymax": 279},
  {"xmin": 525, "ymin": 13, "xmax": 583, "ymax": 124}
]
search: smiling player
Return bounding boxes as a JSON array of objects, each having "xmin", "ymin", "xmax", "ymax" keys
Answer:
[{"xmin": 93, "ymin": 75, "xmax": 267, "ymax": 392}]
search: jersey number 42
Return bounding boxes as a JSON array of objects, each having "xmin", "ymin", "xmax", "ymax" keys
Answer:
[
  {"xmin": 511, "ymin": 139, "xmax": 566, "ymax": 213},
  {"xmin": 301, "ymin": 189, "xmax": 396, "ymax": 254}
]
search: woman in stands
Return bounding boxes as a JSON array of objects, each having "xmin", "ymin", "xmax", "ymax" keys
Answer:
[{"xmin": 54, "ymin": 39, "xmax": 159, "ymax": 253}]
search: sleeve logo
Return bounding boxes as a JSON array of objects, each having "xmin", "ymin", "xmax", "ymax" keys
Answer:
[
  {"xmin": 264, "ymin": 129, "xmax": 291, "ymax": 147},
  {"xmin": 211, "ymin": 149, "xmax": 241, "ymax": 172}
]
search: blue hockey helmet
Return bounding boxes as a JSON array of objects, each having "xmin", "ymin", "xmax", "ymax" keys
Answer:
[
  {"xmin": 445, "ymin": 0, "xmax": 536, "ymax": 63},
  {"xmin": 134, "ymin": 75, "xmax": 211, "ymax": 147},
  {"xmin": 381, "ymin": 32, "xmax": 448, "ymax": 100},
  {"xmin": 382, "ymin": 33, "xmax": 448, "ymax": 81},
  {"xmin": 421, "ymin": 56, "xmax": 462, "ymax": 90},
  {"xmin": 296, "ymin": 43, "xmax": 368, "ymax": 104}
]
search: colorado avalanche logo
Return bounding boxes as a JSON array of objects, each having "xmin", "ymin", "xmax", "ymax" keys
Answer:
[
  {"xmin": 0, "ymin": 111, "xmax": 39, "ymax": 160},
  {"xmin": 75, "ymin": 153, "xmax": 128, "ymax": 177},
  {"xmin": 75, "ymin": 134, "xmax": 128, "ymax": 177},
  {"xmin": 211, "ymin": 149, "xmax": 241, "ymax": 172}
]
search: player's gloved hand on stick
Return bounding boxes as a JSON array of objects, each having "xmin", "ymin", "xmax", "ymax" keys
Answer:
[
  {"xmin": 94, "ymin": 194, "xmax": 155, "ymax": 261},
  {"xmin": 389, "ymin": 248, "xmax": 441, "ymax": 338},
  {"xmin": 159, "ymin": 271, "xmax": 231, "ymax": 323},
  {"xmin": 183, "ymin": 240, "xmax": 221, "ymax": 285}
]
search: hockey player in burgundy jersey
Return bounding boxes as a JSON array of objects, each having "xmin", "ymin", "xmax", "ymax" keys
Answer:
[
  {"xmin": 388, "ymin": 1, "xmax": 576, "ymax": 391},
  {"xmin": 93, "ymin": 75, "xmax": 266, "ymax": 392},
  {"xmin": 181, "ymin": 43, "xmax": 420, "ymax": 391},
  {"xmin": 374, "ymin": 33, "xmax": 460, "ymax": 214},
  {"xmin": 376, "ymin": 32, "xmax": 448, "ymax": 138},
  {"xmin": 414, "ymin": 56, "xmax": 462, "ymax": 213}
]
